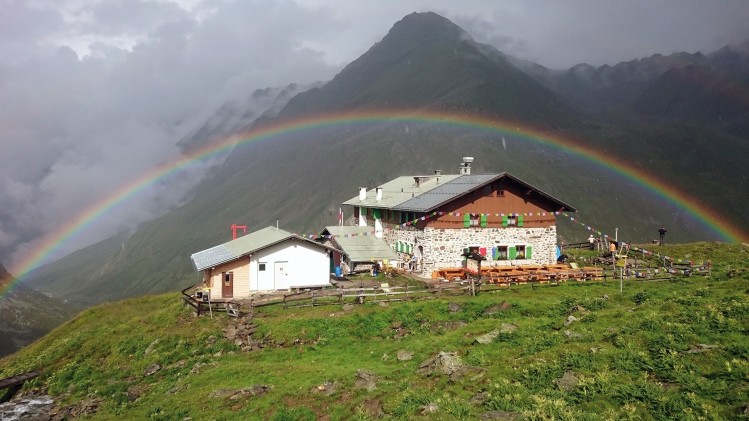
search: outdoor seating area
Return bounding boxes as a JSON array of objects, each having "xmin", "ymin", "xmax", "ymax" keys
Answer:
[{"xmin": 432, "ymin": 263, "xmax": 606, "ymax": 286}]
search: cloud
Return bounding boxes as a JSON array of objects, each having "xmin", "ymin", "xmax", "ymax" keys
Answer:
[{"xmin": 0, "ymin": 0, "xmax": 340, "ymax": 270}]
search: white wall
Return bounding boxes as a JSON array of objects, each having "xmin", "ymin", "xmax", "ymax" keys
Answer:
[{"xmin": 248, "ymin": 239, "xmax": 331, "ymax": 291}]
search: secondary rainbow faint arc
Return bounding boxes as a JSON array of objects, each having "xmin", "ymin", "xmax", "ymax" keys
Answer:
[{"xmin": 5, "ymin": 109, "xmax": 747, "ymax": 295}]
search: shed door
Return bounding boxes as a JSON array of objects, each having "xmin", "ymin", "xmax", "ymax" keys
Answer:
[
  {"xmin": 222, "ymin": 272, "xmax": 233, "ymax": 298},
  {"xmin": 256, "ymin": 262, "xmax": 272, "ymax": 290},
  {"xmin": 274, "ymin": 261, "xmax": 288, "ymax": 290}
]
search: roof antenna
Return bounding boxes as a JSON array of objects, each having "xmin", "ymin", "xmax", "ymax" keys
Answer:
[{"xmin": 276, "ymin": 219, "xmax": 279, "ymax": 231}]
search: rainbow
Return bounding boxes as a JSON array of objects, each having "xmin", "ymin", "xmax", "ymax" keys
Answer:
[{"xmin": 4, "ymin": 109, "xmax": 747, "ymax": 297}]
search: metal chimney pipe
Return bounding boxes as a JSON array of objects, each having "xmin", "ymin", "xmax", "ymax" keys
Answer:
[
  {"xmin": 376, "ymin": 187, "xmax": 383, "ymax": 201},
  {"xmin": 359, "ymin": 187, "xmax": 367, "ymax": 201}
]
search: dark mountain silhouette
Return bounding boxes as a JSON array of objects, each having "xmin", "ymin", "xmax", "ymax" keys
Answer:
[
  {"xmin": 0, "ymin": 264, "xmax": 77, "ymax": 356},
  {"xmin": 24, "ymin": 12, "xmax": 749, "ymax": 311}
]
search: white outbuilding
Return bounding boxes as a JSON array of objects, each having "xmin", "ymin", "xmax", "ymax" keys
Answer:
[{"xmin": 190, "ymin": 226, "xmax": 339, "ymax": 299}]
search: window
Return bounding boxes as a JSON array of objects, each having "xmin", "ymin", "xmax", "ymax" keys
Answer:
[
  {"xmin": 498, "ymin": 190, "xmax": 505, "ymax": 197},
  {"xmin": 506, "ymin": 245, "xmax": 532, "ymax": 260},
  {"xmin": 258, "ymin": 263, "xmax": 266, "ymax": 271},
  {"xmin": 470, "ymin": 214, "xmax": 480, "ymax": 226},
  {"xmin": 494, "ymin": 246, "xmax": 508, "ymax": 260},
  {"xmin": 502, "ymin": 215, "xmax": 522, "ymax": 227}
]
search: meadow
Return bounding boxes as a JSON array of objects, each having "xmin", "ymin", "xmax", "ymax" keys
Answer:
[{"xmin": 1, "ymin": 243, "xmax": 747, "ymax": 420}]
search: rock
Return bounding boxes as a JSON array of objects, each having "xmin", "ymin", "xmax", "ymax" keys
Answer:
[
  {"xmin": 564, "ymin": 330, "xmax": 583, "ymax": 339},
  {"xmin": 127, "ymin": 384, "xmax": 148, "ymax": 401},
  {"xmin": 448, "ymin": 302, "xmax": 462, "ymax": 312},
  {"xmin": 499, "ymin": 323, "xmax": 518, "ymax": 333},
  {"xmin": 432, "ymin": 320, "xmax": 467, "ymax": 332},
  {"xmin": 483, "ymin": 301, "xmax": 511, "ymax": 315},
  {"xmin": 564, "ymin": 315, "xmax": 578, "ymax": 326},
  {"xmin": 397, "ymin": 349, "xmax": 413, "ymax": 361},
  {"xmin": 474, "ymin": 329, "xmax": 500, "ymax": 344},
  {"xmin": 590, "ymin": 347, "xmax": 601, "ymax": 354},
  {"xmin": 391, "ymin": 321, "xmax": 403, "ymax": 329},
  {"xmin": 470, "ymin": 391, "xmax": 489, "ymax": 405},
  {"xmin": 378, "ymin": 301, "xmax": 390, "ymax": 307},
  {"xmin": 143, "ymin": 363, "xmax": 162, "ymax": 376},
  {"xmin": 570, "ymin": 305, "xmax": 587, "ymax": 313},
  {"xmin": 421, "ymin": 402, "xmax": 439, "ymax": 414},
  {"xmin": 685, "ymin": 344, "xmax": 719, "ymax": 354},
  {"xmin": 480, "ymin": 410, "xmax": 522, "ymax": 420},
  {"xmin": 354, "ymin": 369, "xmax": 378, "ymax": 391},
  {"xmin": 556, "ymin": 371, "xmax": 579, "ymax": 392},
  {"xmin": 361, "ymin": 398, "xmax": 385, "ymax": 418},
  {"xmin": 212, "ymin": 385, "xmax": 270, "ymax": 400},
  {"xmin": 417, "ymin": 351, "xmax": 464, "ymax": 377},
  {"xmin": 205, "ymin": 335, "xmax": 217, "ymax": 345},
  {"xmin": 381, "ymin": 353, "xmax": 389, "ymax": 361},
  {"xmin": 342, "ymin": 304, "xmax": 355, "ymax": 311},
  {"xmin": 311, "ymin": 381, "xmax": 337, "ymax": 396},
  {"xmin": 145, "ymin": 339, "xmax": 160, "ymax": 355}
]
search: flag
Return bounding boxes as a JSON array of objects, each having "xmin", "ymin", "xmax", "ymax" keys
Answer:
[{"xmin": 338, "ymin": 207, "xmax": 343, "ymax": 226}]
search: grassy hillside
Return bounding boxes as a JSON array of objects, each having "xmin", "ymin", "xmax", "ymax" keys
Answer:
[{"xmin": 2, "ymin": 243, "xmax": 747, "ymax": 419}]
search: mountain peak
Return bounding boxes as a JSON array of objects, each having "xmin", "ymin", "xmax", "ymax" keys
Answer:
[{"xmin": 386, "ymin": 12, "xmax": 470, "ymax": 43}]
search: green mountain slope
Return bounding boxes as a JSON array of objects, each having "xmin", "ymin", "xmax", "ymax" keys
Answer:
[
  {"xmin": 0, "ymin": 264, "xmax": 77, "ymax": 357},
  {"xmin": 2, "ymin": 244, "xmax": 748, "ymax": 419},
  {"xmin": 25, "ymin": 12, "xmax": 749, "ymax": 310}
]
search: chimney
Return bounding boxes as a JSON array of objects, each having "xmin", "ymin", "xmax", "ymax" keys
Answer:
[
  {"xmin": 376, "ymin": 187, "xmax": 383, "ymax": 201},
  {"xmin": 359, "ymin": 187, "xmax": 367, "ymax": 201},
  {"xmin": 459, "ymin": 157, "xmax": 474, "ymax": 175}
]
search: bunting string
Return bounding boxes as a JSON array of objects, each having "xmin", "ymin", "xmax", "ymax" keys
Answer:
[{"xmin": 295, "ymin": 210, "xmax": 697, "ymax": 265}]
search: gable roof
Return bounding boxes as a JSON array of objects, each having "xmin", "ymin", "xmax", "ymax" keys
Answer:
[
  {"xmin": 343, "ymin": 172, "xmax": 575, "ymax": 212},
  {"xmin": 191, "ymin": 226, "xmax": 337, "ymax": 272},
  {"xmin": 320, "ymin": 226, "xmax": 398, "ymax": 263}
]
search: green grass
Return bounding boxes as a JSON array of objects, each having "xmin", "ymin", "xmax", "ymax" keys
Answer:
[{"xmin": 2, "ymin": 243, "xmax": 748, "ymax": 419}]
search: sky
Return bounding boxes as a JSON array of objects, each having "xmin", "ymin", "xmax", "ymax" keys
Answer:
[{"xmin": 2, "ymin": 0, "xmax": 748, "ymax": 273}]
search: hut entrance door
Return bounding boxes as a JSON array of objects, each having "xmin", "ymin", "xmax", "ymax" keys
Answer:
[{"xmin": 222, "ymin": 272, "xmax": 233, "ymax": 298}]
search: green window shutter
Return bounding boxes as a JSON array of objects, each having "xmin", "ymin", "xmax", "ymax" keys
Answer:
[
  {"xmin": 508, "ymin": 246, "xmax": 517, "ymax": 260},
  {"xmin": 502, "ymin": 215, "xmax": 508, "ymax": 227},
  {"xmin": 373, "ymin": 209, "xmax": 381, "ymax": 219},
  {"xmin": 463, "ymin": 213, "xmax": 471, "ymax": 228},
  {"xmin": 492, "ymin": 247, "xmax": 498, "ymax": 260},
  {"xmin": 517, "ymin": 215, "xmax": 524, "ymax": 227},
  {"xmin": 480, "ymin": 214, "xmax": 488, "ymax": 227},
  {"xmin": 526, "ymin": 246, "xmax": 533, "ymax": 260}
]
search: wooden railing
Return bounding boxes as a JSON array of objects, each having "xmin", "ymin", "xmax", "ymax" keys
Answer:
[{"xmin": 282, "ymin": 282, "xmax": 478, "ymax": 309}]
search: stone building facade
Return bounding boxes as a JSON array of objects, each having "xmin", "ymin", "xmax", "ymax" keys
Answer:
[{"xmin": 343, "ymin": 161, "xmax": 575, "ymax": 277}]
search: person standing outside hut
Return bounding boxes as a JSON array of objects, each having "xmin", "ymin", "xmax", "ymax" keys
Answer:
[
  {"xmin": 609, "ymin": 240, "xmax": 617, "ymax": 257},
  {"xmin": 658, "ymin": 227, "xmax": 667, "ymax": 246},
  {"xmin": 588, "ymin": 234, "xmax": 596, "ymax": 250}
]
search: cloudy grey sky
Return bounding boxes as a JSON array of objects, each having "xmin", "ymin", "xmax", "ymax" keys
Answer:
[{"xmin": 2, "ymin": 0, "xmax": 748, "ymax": 272}]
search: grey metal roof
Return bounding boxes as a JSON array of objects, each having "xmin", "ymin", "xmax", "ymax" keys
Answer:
[
  {"xmin": 191, "ymin": 226, "xmax": 339, "ymax": 272},
  {"xmin": 397, "ymin": 174, "xmax": 498, "ymax": 211},
  {"xmin": 342, "ymin": 175, "xmax": 461, "ymax": 209},
  {"xmin": 342, "ymin": 172, "xmax": 575, "ymax": 213},
  {"xmin": 321, "ymin": 226, "xmax": 398, "ymax": 263}
]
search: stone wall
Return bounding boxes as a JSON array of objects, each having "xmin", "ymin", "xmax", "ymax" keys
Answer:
[{"xmin": 384, "ymin": 225, "xmax": 558, "ymax": 276}]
